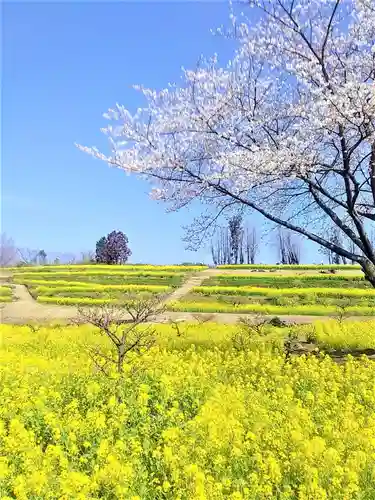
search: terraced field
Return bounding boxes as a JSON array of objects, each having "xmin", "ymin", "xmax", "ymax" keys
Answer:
[
  {"xmin": 10, "ymin": 264, "xmax": 206, "ymax": 306},
  {"xmin": 167, "ymin": 270, "xmax": 375, "ymax": 316},
  {"xmin": 2, "ymin": 264, "xmax": 375, "ymax": 498},
  {"xmin": 2, "ymin": 264, "xmax": 374, "ymax": 322}
]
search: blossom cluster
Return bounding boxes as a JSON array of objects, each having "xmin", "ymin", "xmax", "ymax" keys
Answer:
[{"xmin": 78, "ymin": 0, "xmax": 375, "ymax": 216}]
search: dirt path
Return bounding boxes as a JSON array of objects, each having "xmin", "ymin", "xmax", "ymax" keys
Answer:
[
  {"xmin": 1, "ymin": 283, "xmax": 79, "ymax": 324},
  {"xmin": 162, "ymin": 270, "xmax": 217, "ymax": 303},
  {"xmin": 0, "ymin": 268, "xmax": 371, "ymax": 326}
]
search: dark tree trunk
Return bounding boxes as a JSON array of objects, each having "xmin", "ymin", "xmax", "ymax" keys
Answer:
[{"xmin": 361, "ymin": 259, "xmax": 375, "ymax": 288}]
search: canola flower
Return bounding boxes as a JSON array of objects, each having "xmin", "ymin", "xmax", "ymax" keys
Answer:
[
  {"xmin": 309, "ymin": 320, "xmax": 375, "ymax": 350},
  {"xmin": 1, "ymin": 321, "xmax": 375, "ymax": 499}
]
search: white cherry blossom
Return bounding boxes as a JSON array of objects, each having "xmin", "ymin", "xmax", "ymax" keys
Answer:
[{"xmin": 78, "ymin": 0, "xmax": 375, "ymax": 284}]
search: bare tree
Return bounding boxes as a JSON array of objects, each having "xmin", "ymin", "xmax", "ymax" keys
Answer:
[
  {"xmin": 79, "ymin": 251, "xmax": 95, "ymax": 264},
  {"xmin": 212, "ymin": 220, "xmax": 258, "ymax": 265},
  {"xmin": 37, "ymin": 250, "xmax": 47, "ymax": 265},
  {"xmin": 211, "ymin": 227, "xmax": 225, "ymax": 265},
  {"xmin": 211, "ymin": 225, "xmax": 232, "ymax": 265},
  {"xmin": 245, "ymin": 227, "xmax": 258, "ymax": 264},
  {"xmin": 229, "ymin": 214, "xmax": 243, "ymax": 264},
  {"xmin": 75, "ymin": 295, "xmax": 166, "ymax": 377},
  {"xmin": 285, "ymin": 232, "xmax": 301, "ymax": 265},
  {"xmin": 277, "ymin": 229, "xmax": 301, "ymax": 264},
  {"xmin": 0, "ymin": 233, "xmax": 18, "ymax": 267},
  {"xmin": 320, "ymin": 227, "xmax": 346, "ymax": 265},
  {"xmin": 239, "ymin": 230, "xmax": 245, "ymax": 264},
  {"xmin": 277, "ymin": 229, "xmax": 288, "ymax": 265},
  {"xmin": 17, "ymin": 248, "xmax": 40, "ymax": 266},
  {"xmin": 347, "ymin": 239, "xmax": 358, "ymax": 265}
]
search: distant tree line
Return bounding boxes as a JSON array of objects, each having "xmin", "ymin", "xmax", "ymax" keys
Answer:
[
  {"xmin": 211, "ymin": 216, "xmax": 259, "ymax": 265},
  {"xmin": 276, "ymin": 229, "xmax": 301, "ymax": 265},
  {"xmin": 0, "ymin": 230, "xmax": 132, "ymax": 267},
  {"xmin": 3, "ymin": 225, "xmax": 373, "ymax": 268}
]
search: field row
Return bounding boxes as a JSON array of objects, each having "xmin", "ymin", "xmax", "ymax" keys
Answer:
[
  {"xmin": 0, "ymin": 285, "xmax": 12, "ymax": 303},
  {"xmin": 204, "ymin": 274, "xmax": 367, "ymax": 288},
  {"xmin": 168, "ymin": 301, "xmax": 375, "ymax": 316},
  {"xmin": 30, "ymin": 283, "xmax": 172, "ymax": 304},
  {"xmin": 193, "ymin": 286, "xmax": 375, "ymax": 298},
  {"xmin": 8, "ymin": 264, "xmax": 207, "ymax": 273},
  {"xmin": 14, "ymin": 271, "xmax": 187, "ymax": 277},
  {"xmin": 217, "ymin": 263, "xmax": 362, "ymax": 270},
  {"xmin": 2, "ymin": 319, "xmax": 375, "ymax": 498},
  {"xmin": 15, "ymin": 274, "xmax": 185, "ymax": 288}
]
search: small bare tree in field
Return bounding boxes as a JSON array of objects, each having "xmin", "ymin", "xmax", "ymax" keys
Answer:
[
  {"xmin": 75, "ymin": 295, "xmax": 166, "ymax": 377},
  {"xmin": 231, "ymin": 315, "xmax": 269, "ymax": 351}
]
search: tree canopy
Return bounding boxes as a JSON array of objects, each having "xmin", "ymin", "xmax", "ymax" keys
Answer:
[
  {"xmin": 79, "ymin": 0, "xmax": 375, "ymax": 283},
  {"xmin": 95, "ymin": 231, "xmax": 131, "ymax": 265}
]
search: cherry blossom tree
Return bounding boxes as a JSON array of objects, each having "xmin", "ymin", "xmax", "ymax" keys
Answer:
[{"xmin": 78, "ymin": 0, "xmax": 375, "ymax": 285}]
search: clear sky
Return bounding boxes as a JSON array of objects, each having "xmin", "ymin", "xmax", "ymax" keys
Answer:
[{"xmin": 2, "ymin": 1, "xmax": 319, "ymax": 264}]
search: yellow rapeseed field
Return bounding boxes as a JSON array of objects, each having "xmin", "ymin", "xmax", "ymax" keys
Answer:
[{"xmin": 1, "ymin": 322, "xmax": 375, "ymax": 499}]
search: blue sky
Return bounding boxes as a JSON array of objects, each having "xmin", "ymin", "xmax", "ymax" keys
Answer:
[{"xmin": 2, "ymin": 1, "xmax": 319, "ymax": 264}]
